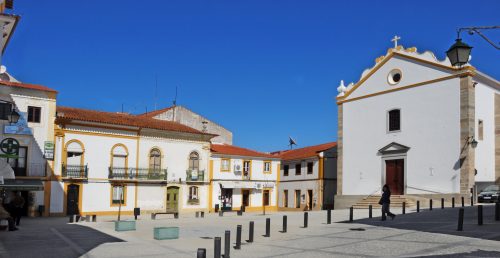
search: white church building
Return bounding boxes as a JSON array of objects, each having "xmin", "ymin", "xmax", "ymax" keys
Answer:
[{"xmin": 335, "ymin": 43, "xmax": 499, "ymax": 208}]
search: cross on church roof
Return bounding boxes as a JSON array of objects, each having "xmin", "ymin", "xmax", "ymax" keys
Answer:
[{"xmin": 391, "ymin": 35, "xmax": 401, "ymax": 48}]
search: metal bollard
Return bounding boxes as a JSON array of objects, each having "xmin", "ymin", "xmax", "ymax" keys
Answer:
[
  {"xmin": 457, "ymin": 208, "xmax": 464, "ymax": 231},
  {"xmin": 197, "ymin": 248, "xmax": 206, "ymax": 258},
  {"xmin": 349, "ymin": 207, "xmax": 353, "ymax": 222},
  {"xmin": 69, "ymin": 215, "xmax": 74, "ymax": 223},
  {"xmin": 369, "ymin": 205, "xmax": 372, "ymax": 218},
  {"xmin": 402, "ymin": 202, "xmax": 406, "ymax": 215},
  {"xmin": 264, "ymin": 218, "xmax": 271, "ymax": 237},
  {"xmin": 214, "ymin": 237, "xmax": 222, "ymax": 258},
  {"xmin": 219, "ymin": 210, "xmax": 223, "ymax": 217},
  {"xmin": 303, "ymin": 212, "xmax": 308, "ymax": 228},
  {"xmin": 417, "ymin": 201, "xmax": 420, "ymax": 213},
  {"xmin": 282, "ymin": 215, "xmax": 287, "ymax": 233},
  {"xmin": 247, "ymin": 221, "xmax": 254, "ymax": 243},
  {"xmin": 441, "ymin": 198, "xmax": 444, "ymax": 209},
  {"xmin": 85, "ymin": 215, "xmax": 90, "ymax": 222},
  {"xmin": 461, "ymin": 196, "xmax": 465, "ymax": 207},
  {"xmin": 201, "ymin": 211, "xmax": 205, "ymax": 218},
  {"xmin": 478, "ymin": 205, "xmax": 483, "ymax": 226},
  {"xmin": 196, "ymin": 211, "xmax": 200, "ymax": 218},
  {"xmin": 237, "ymin": 210, "xmax": 242, "ymax": 216},
  {"xmin": 234, "ymin": 225, "xmax": 242, "ymax": 250},
  {"xmin": 430, "ymin": 199, "xmax": 433, "ymax": 211},
  {"xmin": 470, "ymin": 196, "xmax": 474, "ymax": 206},
  {"xmin": 327, "ymin": 209, "xmax": 332, "ymax": 224},
  {"xmin": 224, "ymin": 230, "xmax": 230, "ymax": 258},
  {"xmin": 452, "ymin": 197, "xmax": 455, "ymax": 208},
  {"xmin": 496, "ymin": 202, "xmax": 500, "ymax": 221}
]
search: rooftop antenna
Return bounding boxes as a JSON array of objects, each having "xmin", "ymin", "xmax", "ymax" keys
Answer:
[
  {"xmin": 173, "ymin": 85, "xmax": 178, "ymax": 106},
  {"xmin": 154, "ymin": 74, "xmax": 158, "ymax": 111},
  {"xmin": 289, "ymin": 136, "xmax": 297, "ymax": 150},
  {"xmin": 121, "ymin": 103, "xmax": 124, "ymax": 113}
]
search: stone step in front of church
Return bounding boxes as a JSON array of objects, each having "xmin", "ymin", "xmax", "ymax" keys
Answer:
[{"xmin": 352, "ymin": 195, "xmax": 415, "ymax": 209}]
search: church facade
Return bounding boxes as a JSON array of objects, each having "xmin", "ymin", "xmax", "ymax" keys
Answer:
[{"xmin": 335, "ymin": 45, "xmax": 500, "ymax": 208}]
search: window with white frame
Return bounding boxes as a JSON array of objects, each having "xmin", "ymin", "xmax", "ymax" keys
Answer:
[
  {"xmin": 221, "ymin": 158, "xmax": 230, "ymax": 171},
  {"xmin": 189, "ymin": 152, "xmax": 199, "ymax": 170},
  {"xmin": 189, "ymin": 186, "xmax": 199, "ymax": 200},
  {"xmin": 264, "ymin": 161, "xmax": 271, "ymax": 173},
  {"xmin": 112, "ymin": 185, "xmax": 125, "ymax": 205}
]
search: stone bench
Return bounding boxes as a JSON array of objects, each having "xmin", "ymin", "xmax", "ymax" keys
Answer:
[{"xmin": 151, "ymin": 212, "xmax": 179, "ymax": 220}]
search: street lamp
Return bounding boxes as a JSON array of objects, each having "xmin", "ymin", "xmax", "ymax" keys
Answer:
[
  {"xmin": 447, "ymin": 26, "xmax": 499, "ymax": 67},
  {"xmin": 446, "ymin": 38, "xmax": 472, "ymax": 67},
  {"xmin": 7, "ymin": 109, "xmax": 20, "ymax": 124}
]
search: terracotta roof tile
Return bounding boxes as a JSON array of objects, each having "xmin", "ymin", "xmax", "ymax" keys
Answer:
[
  {"xmin": 211, "ymin": 144, "xmax": 276, "ymax": 158},
  {"xmin": 56, "ymin": 106, "xmax": 216, "ymax": 136},
  {"xmin": 275, "ymin": 142, "xmax": 337, "ymax": 161},
  {"xmin": 0, "ymin": 80, "xmax": 58, "ymax": 93}
]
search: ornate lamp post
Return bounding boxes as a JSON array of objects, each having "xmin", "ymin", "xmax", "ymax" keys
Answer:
[{"xmin": 446, "ymin": 26, "xmax": 499, "ymax": 67}]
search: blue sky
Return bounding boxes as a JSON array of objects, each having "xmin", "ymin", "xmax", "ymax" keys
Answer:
[{"xmin": 4, "ymin": 1, "xmax": 499, "ymax": 152}]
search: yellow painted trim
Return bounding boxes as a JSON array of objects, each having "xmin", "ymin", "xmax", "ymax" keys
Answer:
[
  {"xmin": 81, "ymin": 210, "xmax": 134, "ymax": 216},
  {"xmin": 276, "ymin": 163, "xmax": 280, "ymax": 206},
  {"xmin": 221, "ymin": 158, "xmax": 231, "ymax": 172},
  {"xmin": 243, "ymin": 206, "xmax": 278, "ymax": 212},
  {"xmin": 110, "ymin": 184, "xmax": 127, "ymax": 207},
  {"xmin": 337, "ymin": 73, "xmax": 471, "ymax": 105},
  {"xmin": 208, "ymin": 160, "xmax": 214, "ymax": 212},
  {"xmin": 63, "ymin": 182, "xmax": 83, "ymax": 215},
  {"xmin": 62, "ymin": 129, "xmax": 139, "ymax": 140},
  {"xmin": 43, "ymin": 180, "xmax": 51, "ymax": 216},
  {"xmin": 263, "ymin": 160, "xmax": 272, "ymax": 174}
]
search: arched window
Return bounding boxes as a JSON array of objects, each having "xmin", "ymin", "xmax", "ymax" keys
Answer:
[
  {"xmin": 66, "ymin": 141, "xmax": 84, "ymax": 166},
  {"xmin": 149, "ymin": 148, "xmax": 161, "ymax": 170},
  {"xmin": 111, "ymin": 144, "xmax": 128, "ymax": 168},
  {"xmin": 189, "ymin": 151, "xmax": 199, "ymax": 171},
  {"xmin": 388, "ymin": 109, "xmax": 401, "ymax": 132}
]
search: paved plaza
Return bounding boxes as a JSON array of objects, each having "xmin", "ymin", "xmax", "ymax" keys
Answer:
[{"xmin": 1, "ymin": 206, "xmax": 500, "ymax": 258}]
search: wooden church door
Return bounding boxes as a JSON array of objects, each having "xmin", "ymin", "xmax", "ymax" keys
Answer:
[{"xmin": 385, "ymin": 159, "xmax": 404, "ymax": 195}]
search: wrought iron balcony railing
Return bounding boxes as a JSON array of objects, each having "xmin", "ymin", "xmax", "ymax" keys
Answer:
[
  {"xmin": 186, "ymin": 169, "xmax": 205, "ymax": 182},
  {"xmin": 62, "ymin": 164, "xmax": 88, "ymax": 178},
  {"xmin": 108, "ymin": 167, "xmax": 168, "ymax": 180}
]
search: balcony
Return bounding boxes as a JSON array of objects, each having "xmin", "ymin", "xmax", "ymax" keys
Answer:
[
  {"xmin": 242, "ymin": 172, "xmax": 250, "ymax": 180},
  {"xmin": 62, "ymin": 164, "xmax": 88, "ymax": 179},
  {"xmin": 186, "ymin": 170, "xmax": 205, "ymax": 182},
  {"xmin": 108, "ymin": 167, "xmax": 168, "ymax": 181}
]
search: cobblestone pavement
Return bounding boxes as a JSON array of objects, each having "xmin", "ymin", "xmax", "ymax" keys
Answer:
[{"xmin": 1, "ymin": 206, "xmax": 499, "ymax": 258}]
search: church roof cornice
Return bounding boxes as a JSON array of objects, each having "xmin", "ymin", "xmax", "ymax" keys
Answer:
[{"xmin": 336, "ymin": 46, "xmax": 477, "ymax": 102}]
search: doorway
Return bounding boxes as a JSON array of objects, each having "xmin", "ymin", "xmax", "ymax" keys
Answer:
[
  {"xmin": 221, "ymin": 188, "xmax": 233, "ymax": 211},
  {"xmin": 307, "ymin": 190, "xmax": 313, "ymax": 210},
  {"xmin": 7, "ymin": 146, "xmax": 27, "ymax": 176},
  {"xmin": 242, "ymin": 190, "xmax": 250, "ymax": 207},
  {"xmin": 66, "ymin": 184, "xmax": 80, "ymax": 215},
  {"xmin": 166, "ymin": 186, "xmax": 179, "ymax": 212},
  {"xmin": 385, "ymin": 159, "xmax": 404, "ymax": 195}
]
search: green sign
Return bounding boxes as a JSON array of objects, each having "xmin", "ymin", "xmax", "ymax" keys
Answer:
[
  {"xmin": 0, "ymin": 138, "xmax": 19, "ymax": 155},
  {"xmin": 44, "ymin": 141, "xmax": 54, "ymax": 160}
]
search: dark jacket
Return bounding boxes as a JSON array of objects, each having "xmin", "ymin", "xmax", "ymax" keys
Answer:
[{"xmin": 380, "ymin": 190, "xmax": 391, "ymax": 204}]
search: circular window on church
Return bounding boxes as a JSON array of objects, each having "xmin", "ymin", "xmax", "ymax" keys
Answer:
[{"xmin": 388, "ymin": 69, "xmax": 402, "ymax": 85}]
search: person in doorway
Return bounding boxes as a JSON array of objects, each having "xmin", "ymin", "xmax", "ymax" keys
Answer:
[
  {"xmin": 379, "ymin": 184, "xmax": 396, "ymax": 221},
  {"xmin": 0, "ymin": 198, "xmax": 18, "ymax": 231},
  {"xmin": 10, "ymin": 192, "xmax": 25, "ymax": 226}
]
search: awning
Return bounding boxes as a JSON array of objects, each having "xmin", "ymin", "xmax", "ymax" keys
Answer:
[
  {"xmin": 219, "ymin": 181, "xmax": 275, "ymax": 189},
  {"xmin": 0, "ymin": 179, "xmax": 44, "ymax": 191}
]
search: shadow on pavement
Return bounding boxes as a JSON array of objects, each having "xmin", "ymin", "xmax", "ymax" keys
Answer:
[
  {"xmin": 349, "ymin": 205, "xmax": 500, "ymax": 241},
  {"xmin": 0, "ymin": 217, "xmax": 123, "ymax": 258},
  {"xmin": 411, "ymin": 250, "xmax": 500, "ymax": 257}
]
